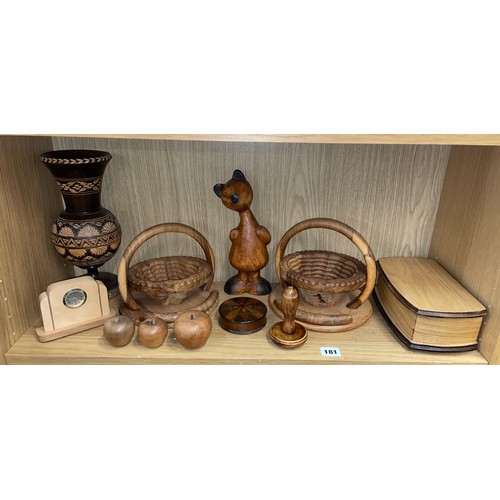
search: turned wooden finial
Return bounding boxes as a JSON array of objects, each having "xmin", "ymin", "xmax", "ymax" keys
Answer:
[
  {"xmin": 281, "ymin": 286, "xmax": 300, "ymax": 334},
  {"xmin": 269, "ymin": 286, "xmax": 308, "ymax": 348}
]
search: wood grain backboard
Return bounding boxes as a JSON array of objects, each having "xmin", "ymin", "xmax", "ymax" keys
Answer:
[{"xmin": 53, "ymin": 138, "xmax": 451, "ymax": 288}]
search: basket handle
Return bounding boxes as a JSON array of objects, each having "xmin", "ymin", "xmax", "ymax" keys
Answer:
[
  {"xmin": 275, "ymin": 218, "xmax": 376, "ymax": 309},
  {"xmin": 118, "ymin": 223, "xmax": 216, "ymax": 311}
]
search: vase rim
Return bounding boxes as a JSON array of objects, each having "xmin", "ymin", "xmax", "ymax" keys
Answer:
[{"xmin": 40, "ymin": 149, "xmax": 112, "ymax": 164}]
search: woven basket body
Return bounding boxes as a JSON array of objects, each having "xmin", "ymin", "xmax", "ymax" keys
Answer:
[
  {"xmin": 280, "ymin": 250, "xmax": 366, "ymax": 307},
  {"xmin": 128, "ymin": 256, "xmax": 212, "ymax": 305}
]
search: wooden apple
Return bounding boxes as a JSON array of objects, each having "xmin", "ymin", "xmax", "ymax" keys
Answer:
[
  {"xmin": 103, "ymin": 315, "xmax": 135, "ymax": 347},
  {"xmin": 138, "ymin": 317, "xmax": 168, "ymax": 348},
  {"xmin": 174, "ymin": 310, "xmax": 212, "ymax": 348}
]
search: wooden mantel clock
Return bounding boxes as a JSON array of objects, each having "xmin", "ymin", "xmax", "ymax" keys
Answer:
[{"xmin": 36, "ymin": 276, "xmax": 116, "ymax": 342}]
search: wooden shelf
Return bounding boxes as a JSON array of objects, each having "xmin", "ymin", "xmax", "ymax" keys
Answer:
[
  {"xmin": 37, "ymin": 134, "xmax": 500, "ymax": 145},
  {"xmin": 2, "ymin": 136, "xmax": 498, "ymax": 364},
  {"xmin": 5, "ymin": 284, "xmax": 487, "ymax": 365}
]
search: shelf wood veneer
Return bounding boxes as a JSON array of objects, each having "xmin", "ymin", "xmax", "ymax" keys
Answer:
[
  {"xmin": 45, "ymin": 134, "xmax": 500, "ymax": 145},
  {"xmin": 0, "ymin": 136, "xmax": 73, "ymax": 363},
  {"xmin": 1, "ymin": 135, "xmax": 499, "ymax": 364},
  {"xmin": 429, "ymin": 146, "xmax": 500, "ymax": 363},
  {"xmin": 5, "ymin": 283, "xmax": 487, "ymax": 365}
]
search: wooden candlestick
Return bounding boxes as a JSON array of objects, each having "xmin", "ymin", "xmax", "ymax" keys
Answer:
[
  {"xmin": 269, "ymin": 286, "xmax": 308, "ymax": 348},
  {"xmin": 214, "ymin": 169, "xmax": 271, "ymax": 296}
]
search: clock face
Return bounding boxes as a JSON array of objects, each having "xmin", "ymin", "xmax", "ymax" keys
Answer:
[{"xmin": 63, "ymin": 288, "xmax": 87, "ymax": 308}]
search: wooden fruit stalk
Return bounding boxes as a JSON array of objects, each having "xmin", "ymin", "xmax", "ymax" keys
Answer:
[{"xmin": 214, "ymin": 169, "xmax": 272, "ymax": 295}]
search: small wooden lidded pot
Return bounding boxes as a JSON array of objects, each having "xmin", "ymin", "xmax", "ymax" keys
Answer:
[{"xmin": 218, "ymin": 297, "xmax": 267, "ymax": 334}]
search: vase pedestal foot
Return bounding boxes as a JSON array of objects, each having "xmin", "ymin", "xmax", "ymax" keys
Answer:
[{"xmin": 86, "ymin": 271, "xmax": 120, "ymax": 299}]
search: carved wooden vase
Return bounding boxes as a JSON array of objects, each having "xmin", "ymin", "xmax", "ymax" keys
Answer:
[{"xmin": 40, "ymin": 149, "xmax": 122, "ymax": 297}]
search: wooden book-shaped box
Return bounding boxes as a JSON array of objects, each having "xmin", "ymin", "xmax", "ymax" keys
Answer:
[{"xmin": 374, "ymin": 257, "xmax": 487, "ymax": 352}]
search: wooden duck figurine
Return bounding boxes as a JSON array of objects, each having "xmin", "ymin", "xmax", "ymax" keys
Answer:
[{"xmin": 214, "ymin": 169, "xmax": 272, "ymax": 295}]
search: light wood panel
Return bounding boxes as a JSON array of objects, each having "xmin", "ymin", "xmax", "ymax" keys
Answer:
[
  {"xmin": 429, "ymin": 146, "xmax": 500, "ymax": 363},
  {"xmin": 4, "ymin": 283, "xmax": 487, "ymax": 365},
  {"xmin": 414, "ymin": 316, "xmax": 483, "ymax": 347},
  {"xmin": 52, "ymin": 138, "xmax": 451, "ymax": 287},
  {"xmin": 0, "ymin": 136, "xmax": 73, "ymax": 363},
  {"xmin": 45, "ymin": 134, "xmax": 500, "ymax": 145},
  {"xmin": 375, "ymin": 274, "xmax": 418, "ymax": 339},
  {"xmin": 376, "ymin": 271, "xmax": 483, "ymax": 348},
  {"xmin": 378, "ymin": 257, "xmax": 486, "ymax": 315}
]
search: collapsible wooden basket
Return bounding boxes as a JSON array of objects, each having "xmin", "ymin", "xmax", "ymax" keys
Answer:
[
  {"xmin": 128, "ymin": 255, "xmax": 212, "ymax": 305},
  {"xmin": 276, "ymin": 218, "xmax": 376, "ymax": 309},
  {"xmin": 118, "ymin": 222, "xmax": 216, "ymax": 310}
]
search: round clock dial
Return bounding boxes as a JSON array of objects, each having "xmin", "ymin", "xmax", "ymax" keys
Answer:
[{"xmin": 63, "ymin": 288, "xmax": 87, "ymax": 308}]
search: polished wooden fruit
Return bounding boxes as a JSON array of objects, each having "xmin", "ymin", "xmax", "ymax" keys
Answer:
[
  {"xmin": 174, "ymin": 310, "xmax": 212, "ymax": 348},
  {"xmin": 269, "ymin": 286, "xmax": 307, "ymax": 348},
  {"xmin": 103, "ymin": 315, "xmax": 135, "ymax": 347},
  {"xmin": 214, "ymin": 169, "xmax": 271, "ymax": 295},
  {"xmin": 138, "ymin": 317, "xmax": 168, "ymax": 348}
]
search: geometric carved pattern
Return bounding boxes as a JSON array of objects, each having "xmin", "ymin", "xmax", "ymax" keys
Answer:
[
  {"xmin": 218, "ymin": 297, "xmax": 267, "ymax": 322},
  {"xmin": 52, "ymin": 231, "xmax": 121, "ymax": 248},
  {"xmin": 40, "ymin": 153, "xmax": 111, "ymax": 164},
  {"xmin": 51, "ymin": 212, "xmax": 121, "ymax": 267},
  {"xmin": 56, "ymin": 177, "xmax": 101, "ymax": 194},
  {"xmin": 41, "ymin": 149, "xmax": 118, "ymax": 270}
]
